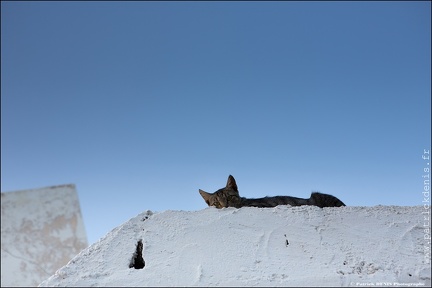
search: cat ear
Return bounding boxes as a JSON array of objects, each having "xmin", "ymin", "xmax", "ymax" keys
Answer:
[
  {"xmin": 226, "ymin": 175, "xmax": 238, "ymax": 191},
  {"xmin": 199, "ymin": 189, "xmax": 212, "ymax": 206}
]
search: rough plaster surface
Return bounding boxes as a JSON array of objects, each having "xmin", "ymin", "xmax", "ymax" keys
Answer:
[
  {"xmin": 1, "ymin": 184, "xmax": 88, "ymax": 287},
  {"xmin": 40, "ymin": 206, "xmax": 431, "ymax": 287}
]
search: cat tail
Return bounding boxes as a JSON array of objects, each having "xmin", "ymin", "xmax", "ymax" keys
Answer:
[{"xmin": 309, "ymin": 192, "xmax": 346, "ymax": 208}]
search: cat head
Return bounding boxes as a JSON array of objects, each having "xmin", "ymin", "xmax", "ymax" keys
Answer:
[{"xmin": 199, "ymin": 175, "xmax": 242, "ymax": 208}]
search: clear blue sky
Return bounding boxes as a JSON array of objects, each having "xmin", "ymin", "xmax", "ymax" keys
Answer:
[{"xmin": 2, "ymin": 2, "xmax": 430, "ymax": 245}]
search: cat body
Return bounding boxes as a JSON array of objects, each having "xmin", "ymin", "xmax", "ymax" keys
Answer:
[{"xmin": 199, "ymin": 175, "xmax": 345, "ymax": 209}]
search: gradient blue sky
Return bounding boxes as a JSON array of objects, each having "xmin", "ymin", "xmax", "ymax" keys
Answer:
[{"xmin": 2, "ymin": 1, "xmax": 431, "ymax": 245}]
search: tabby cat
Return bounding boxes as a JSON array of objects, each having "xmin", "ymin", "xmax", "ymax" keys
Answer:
[{"xmin": 199, "ymin": 175, "xmax": 345, "ymax": 208}]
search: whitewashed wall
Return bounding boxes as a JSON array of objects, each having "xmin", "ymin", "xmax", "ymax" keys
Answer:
[{"xmin": 1, "ymin": 184, "xmax": 88, "ymax": 287}]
